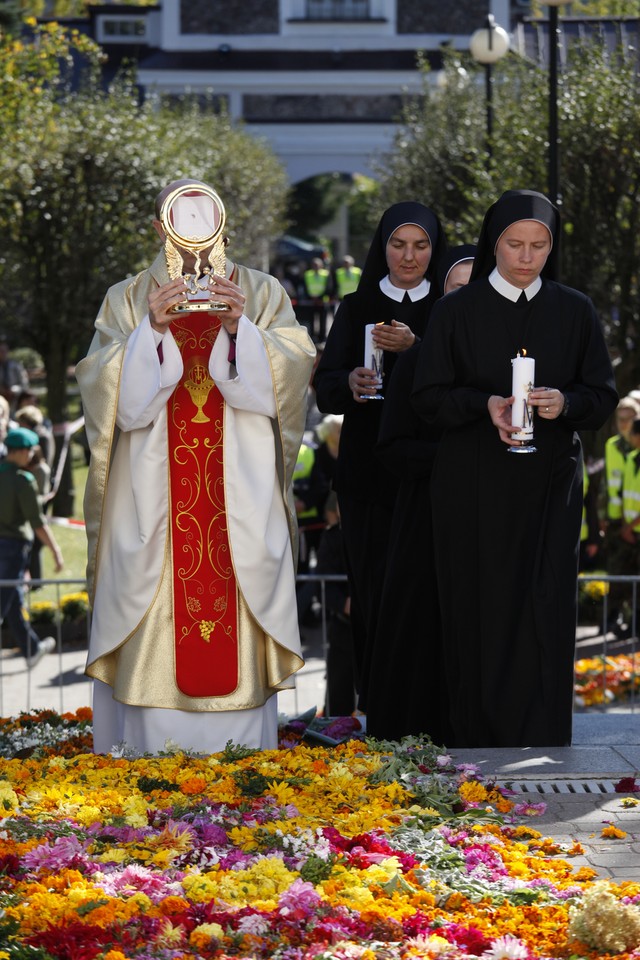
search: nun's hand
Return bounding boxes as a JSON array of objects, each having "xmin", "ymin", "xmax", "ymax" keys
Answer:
[
  {"xmin": 348, "ymin": 366, "xmax": 380, "ymax": 403},
  {"xmin": 529, "ymin": 387, "xmax": 564, "ymax": 420},
  {"xmin": 488, "ymin": 395, "xmax": 522, "ymax": 446},
  {"xmin": 372, "ymin": 320, "xmax": 416, "ymax": 353}
]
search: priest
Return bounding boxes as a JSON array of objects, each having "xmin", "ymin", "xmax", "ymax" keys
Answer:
[{"xmin": 77, "ymin": 178, "xmax": 315, "ymax": 755}]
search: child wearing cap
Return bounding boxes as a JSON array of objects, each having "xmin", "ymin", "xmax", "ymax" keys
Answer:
[{"xmin": 0, "ymin": 427, "xmax": 64, "ymax": 666}]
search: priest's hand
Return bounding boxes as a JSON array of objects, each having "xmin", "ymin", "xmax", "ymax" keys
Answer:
[
  {"xmin": 149, "ymin": 277, "xmax": 189, "ymax": 332},
  {"xmin": 488, "ymin": 395, "xmax": 522, "ymax": 446},
  {"xmin": 372, "ymin": 319, "xmax": 416, "ymax": 353},
  {"xmin": 529, "ymin": 387, "xmax": 564, "ymax": 420},
  {"xmin": 348, "ymin": 366, "xmax": 380, "ymax": 403},
  {"xmin": 208, "ymin": 274, "xmax": 245, "ymax": 336}
]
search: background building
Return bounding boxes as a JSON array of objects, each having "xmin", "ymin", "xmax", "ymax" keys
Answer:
[{"xmin": 89, "ymin": 0, "xmax": 513, "ymax": 184}]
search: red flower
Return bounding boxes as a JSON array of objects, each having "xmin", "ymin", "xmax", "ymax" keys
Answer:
[
  {"xmin": 614, "ymin": 776, "xmax": 640, "ymax": 793},
  {"xmin": 26, "ymin": 922, "xmax": 121, "ymax": 960}
]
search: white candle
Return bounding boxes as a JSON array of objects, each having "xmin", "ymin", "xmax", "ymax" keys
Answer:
[
  {"xmin": 363, "ymin": 323, "xmax": 384, "ymax": 386},
  {"xmin": 511, "ymin": 352, "xmax": 535, "ymax": 440}
]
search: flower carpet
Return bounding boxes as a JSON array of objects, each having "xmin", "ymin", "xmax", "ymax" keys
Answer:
[
  {"xmin": 574, "ymin": 653, "xmax": 640, "ymax": 709},
  {"xmin": 0, "ymin": 710, "xmax": 640, "ymax": 959}
]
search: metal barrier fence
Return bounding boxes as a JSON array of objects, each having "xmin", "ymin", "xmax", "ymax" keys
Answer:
[
  {"xmin": 1, "ymin": 573, "xmax": 638, "ymax": 717},
  {"xmin": 0, "ymin": 578, "xmax": 91, "ymax": 717}
]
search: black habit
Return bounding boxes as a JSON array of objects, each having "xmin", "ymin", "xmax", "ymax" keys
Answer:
[
  {"xmin": 313, "ymin": 285, "xmax": 439, "ymax": 696},
  {"xmin": 412, "ymin": 277, "xmax": 617, "ymax": 747},
  {"xmin": 365, "ymin": 343, "xmax": 450, "ymax": 743},
  {"xmin": 313, "ymin": 201, "xmax": 446, "ymax": 703}
]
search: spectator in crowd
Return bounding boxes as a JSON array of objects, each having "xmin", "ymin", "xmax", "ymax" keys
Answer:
[
  {"xmin": 76, "ymin": 177, "xmax": 315, "ymax": 756},
  {"xmin": 0, "ymin": 335, "xmax": 30, "ymax": 414},
  {"xmin": 334, "ymin": 255, "xmax": 362, "ymax": 300},
  {"xmin": 316, "ymin": 493, "xmax": 355, "ymax": 717},
  {"xmin": 293, "ymin": 440, "xmax": 330, "ymax": 612},
  {"xmin": 301, "ymin": 257, "xmax": 333, "ymax": 343},
  {"xmin": 413, "ymin": 189, "xmax": 617, "ymax": 747},
  {"xmin": 15, "ymin": 403, "xmax": 55, "ymax": 469},
  {"xmin": 620, "ymin": 418, "xmax": 640, "ymax": 562},
  {"xmin": 0, "ymin": 427, "xmax": 63, "ymax": 666},
  {"xmin": 604, "ymin": 395, "xmax": 640, "ymax": 634},
  {"xmin": 579, "ymin": 456, "xmax": 605, "ymax": 573},
  {"xmin": 0, "ymin": 396, "xmax": 9, "ymax": 458},
  {"xmin": 296, "ymin": 413, "xmax": 343, "ymax": 629},
  {"xmin": 313, "ymin": 201, "xmax": 446, "ymax": 707}
]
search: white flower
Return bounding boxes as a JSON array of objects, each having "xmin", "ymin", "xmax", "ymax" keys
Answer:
[
  {"xmin": 483, "ymin": 935, "xmax": 530, "ymax": 960},
  {"xmin": 237, "ymin": 914, "xmax": 270, "ymax": 935}
]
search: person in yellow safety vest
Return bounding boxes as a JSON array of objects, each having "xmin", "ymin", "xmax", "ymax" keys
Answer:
[
  {"xmin": 293, "ymin": 440, "xmax": 329, "ymax": 557},
  {"xmin": 334, "ymin": 255, "xmax": 362, "ymax": 299},
  {"xmin": 605, "ymin": 396, "xmax": 640, "ymax": 521},
  {"xmin": 301, "ymin": 258, "xmax": 332, "ymax": 343},
  {"xmin": 580, "ymin": 458, "xmax": 604, "ymax": 572},
  {"xmin": 621, "ymin": 420, "xmax": 640, "ymax": 551},
  {"xmin": 293, "ymin": 441, "xmax": 331, "ymax": 625},
  {"xmin": 607, "ymin": 407, "xmax": 640, "ymax": 634},
  {"xmin": 581, "ymin": 465, "xmax": 589, "ymax": 543}
]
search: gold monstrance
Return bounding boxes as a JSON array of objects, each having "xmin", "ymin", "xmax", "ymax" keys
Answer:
[{"xmin": 159, "ymin": 183, "xmax": 228, "ymax": 313}]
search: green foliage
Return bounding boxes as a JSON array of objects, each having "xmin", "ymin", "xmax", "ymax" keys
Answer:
[
  {"xmin": 17, "ymin": 0, "xmax": 156, "ymax": 16},
  {"xmin": 232, "ymin": 768, "xmax": 271, "ymax": 797},
  {"xmin": 530, "ymin": 0, "xmax": 640, "ymax": 15},
  {"xmin": 377, "ymin": 44, "xmax": 640, "ymax": 393},
  {"xmin": 59, "ymin": 591, "xmax": 89, "ymax": 621},
  {"xmin": 287, "ymin": 172, "xmax": 351, "ymax": 241},
  {"xmin": 299, "ymin": 853, "xmax": 336, "ymax": 883}
]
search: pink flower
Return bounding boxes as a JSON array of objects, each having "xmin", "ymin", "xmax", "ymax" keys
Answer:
[
  {"xmin": 22, "ymin": 835, "xmax": 89, "ymax": 874},
  {"xmin": 278, "ymin": 878, "xmax": 322, "ymax": 920}
]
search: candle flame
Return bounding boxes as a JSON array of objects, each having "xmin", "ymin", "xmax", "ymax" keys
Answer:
[{"xmin": 522, "ymin": 349, "xmax": 527, "ymax": 356}]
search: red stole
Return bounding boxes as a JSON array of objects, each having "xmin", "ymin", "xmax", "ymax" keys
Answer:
[{"xmin": 167, "ymin": 311, "xmax": 238, "ymax": 697}]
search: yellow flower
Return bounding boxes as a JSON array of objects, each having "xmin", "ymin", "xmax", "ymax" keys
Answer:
[
  {"xmin": 189, "ymin": 923, "xmax": 224, "ymax": 948},
  {"xmin": 95, "ymin": 847, "xmax": 128, "ymax": 864},
  {"xmin": 458, "ymin": 780, "xmax": 489, "ymax": 803},
  {"xmin": 0, "ymin": 781, "xmax": 19, "ymax": 811},
  {"xmin": 123, "ymin": 795, "xmax": 150, "ymax": 827}
]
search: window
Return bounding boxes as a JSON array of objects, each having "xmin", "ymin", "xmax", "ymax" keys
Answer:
[
  {"xmin": 101, "ymin": 17, "xmax": 147, "ymax": 40},
  {"xmin": 305, "ymin": 0, "xmax": 370, "ymax": 20}
]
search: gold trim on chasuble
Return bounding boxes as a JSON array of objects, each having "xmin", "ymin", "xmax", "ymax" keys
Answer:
[{"xmin": 168, "ymin": 312, "xmax": 239, "ymax": 696}]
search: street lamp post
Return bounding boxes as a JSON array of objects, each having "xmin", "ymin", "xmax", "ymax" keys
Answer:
[
  {"xmin": 469, "ymin": 15, "xmax": 510, "ymax": 167},
  {"xmin": 547, "ymin": 1, "xmax": 571, "ymax": 207}
]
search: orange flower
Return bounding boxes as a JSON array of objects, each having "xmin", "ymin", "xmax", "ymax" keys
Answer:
[
  {"xmin": 601, "ymin": 823, "xmax": 628, "ymax": 839},
  {"xmin": 179, "ymin": 776, "xmax": 207, "ymax": 795},
  {"xmin": 157, "ymin": 896, "xmax": 191, "ymax": 918}
]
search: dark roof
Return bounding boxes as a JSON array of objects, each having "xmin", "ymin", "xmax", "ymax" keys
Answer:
[{"xmin": 137, "ymin": 48, "xmax": 441, "ymax": 73}]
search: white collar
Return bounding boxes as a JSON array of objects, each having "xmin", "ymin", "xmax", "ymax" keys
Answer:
[
  {"xmin": 379, "ymin": 275, "xmax": 430, "ymax": 302},
  {"xmin": 489, "ymin": 267, "xmax": 542, "ymax": 302}
]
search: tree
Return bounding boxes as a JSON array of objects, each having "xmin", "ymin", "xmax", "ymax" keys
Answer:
[
  {"xmin": 376, "ymin": 44, "xmax": 640, "ymax": 394},
  {"xmin": 0, "ymin": 21, "xmax": 289, "ymax": 428},
  {"xmin": 531, "ymin": 1, "xmax": 640, "ymax": 15}
]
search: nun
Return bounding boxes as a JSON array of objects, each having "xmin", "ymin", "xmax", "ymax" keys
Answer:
[
  {"xmin": 313, "ymin": 201, "xmax": 446, "ymax": 704},
  {"xmin": 412, "ymin": 190, "xmax": 617, "ymax": 748},
  {"xmin": 365, "ymin": 245, "xmax": 477, "ymax": 742}
]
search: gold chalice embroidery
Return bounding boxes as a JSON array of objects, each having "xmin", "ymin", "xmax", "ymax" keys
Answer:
[{"xmin": 184, "ymin": 356, "xmax": 214, "ymax": 423}]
